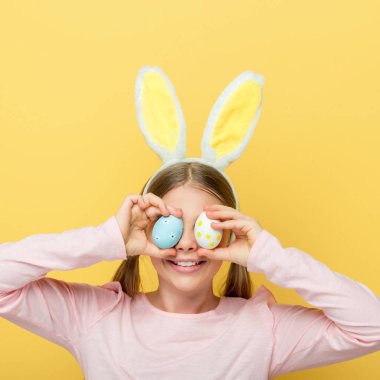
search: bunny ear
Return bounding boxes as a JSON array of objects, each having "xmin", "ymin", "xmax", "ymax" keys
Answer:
[
  {"xmin": 201, "ymin": 71, "xmax": 264, "ymax": 170},
  {"xmin": 135, "ymin": 66, "xmax": 186, "ymax": 163}
]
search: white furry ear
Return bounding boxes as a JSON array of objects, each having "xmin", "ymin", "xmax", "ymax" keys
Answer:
[
  {"xmin": 135, "ymin": 66, "xmax": 187, "ymax": 163},
  {"xmin": 201, "ymin": 71, "xmax": 264, "ymax": 170}
]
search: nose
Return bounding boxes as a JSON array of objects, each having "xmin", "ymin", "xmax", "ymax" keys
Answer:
[{"xmin": 175, "ymin": 223, "xmax": 198, "ymax": 253}]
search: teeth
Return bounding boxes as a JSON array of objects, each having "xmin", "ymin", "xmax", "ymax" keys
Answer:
[{"xmin": 172, "ymin": 261, "xmax": 200, "ymax": 267}]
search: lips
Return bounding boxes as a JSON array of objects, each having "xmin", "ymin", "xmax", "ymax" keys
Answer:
[
  {"xmin": 165, "ymin": 260, "xmax": 207, "ymax": 273},
  {"xmin": 168, "ymin": 260, "xmax": 206, "ymax": 264}
]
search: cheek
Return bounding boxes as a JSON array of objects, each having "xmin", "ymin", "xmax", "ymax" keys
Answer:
[
  {"xmin": 208, "ymin": 260, "xmax": 223, "ymax": 275},
  {"xmin": 150, "ymin": 257, "xmax": 161, "ymax": 271},
  {"xmin": 150, "ymin": 257, "xmax": 174, "ymax": 277}
]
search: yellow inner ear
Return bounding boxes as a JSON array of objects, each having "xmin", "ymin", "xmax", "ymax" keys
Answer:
[
  {"xmin": 211, "ymin": 80, "xmax": 262, "ymax": 158},
  {"xmin": 141, "ymin": 71, "xmax": 180, "ymax": 152}
]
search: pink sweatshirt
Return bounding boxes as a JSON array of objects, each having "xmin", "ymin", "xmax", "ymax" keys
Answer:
[{"xmin": 0, "ymin": 216, "xmax": 379, "ymax": 379}]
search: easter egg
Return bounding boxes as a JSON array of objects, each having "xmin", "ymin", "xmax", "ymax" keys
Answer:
[
  {"xmin": 194, "ymin": 211, "xmax": 223, "ymax": 249},
  {"xmin": 152, "ymin": 214, "xmax": 184, "ymax": 249}
]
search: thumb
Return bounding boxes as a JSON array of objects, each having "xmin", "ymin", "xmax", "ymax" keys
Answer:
[
  {"xmin": 198, "ymin": 247, "xmax": 226, "ymax": 261},
  {"xmin": 145, "ymin": 241, "xmax": 177, "ymax": 258}
]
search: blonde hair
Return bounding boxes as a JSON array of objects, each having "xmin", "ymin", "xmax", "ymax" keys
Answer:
[{"xmin": 111, "ymin": 162, "xmax": 254, "ymax": 299}]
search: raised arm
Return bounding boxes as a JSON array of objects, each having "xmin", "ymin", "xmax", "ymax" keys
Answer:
[
  {"xmin": 246, "ymin": 230, "xmax": 380, "ymax": 379},
  {"xmin": 0, "ymin": 216, "xmax": 127, "ymax": 349}
]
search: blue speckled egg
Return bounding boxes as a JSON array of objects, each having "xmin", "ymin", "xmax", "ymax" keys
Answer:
[{"xmin": 152, "ymin": 214, "xmax": 184, "ymax": 249}]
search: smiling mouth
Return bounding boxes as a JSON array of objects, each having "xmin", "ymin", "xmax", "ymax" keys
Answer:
[
  {"xmin": 165, "ymin": 260, "xmax": 207, "ymax": 273},
  {"xmin": 166, "ymin": 260, "xmax": 206, "ymax": 266}
]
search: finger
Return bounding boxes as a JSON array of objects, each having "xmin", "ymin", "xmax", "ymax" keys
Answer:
[
  {"xmin": 142, "ymin": 193, "xmax": 183, "ymax": 219},
  {"xmin": 204, "ymin": 204, "xmax": 235, "ymax": 211},
  {"xmin": 118, "ymin": 194, "xmax": 142, "ymax": 217},
  {"xmin": 136, "ymin": 196, "xmax": 147, "ymax": 211},
  {"xmin": 197, "ymin": 246, "xmax": 232, "ymax": 262},
  {"xmin": 211, "ymin": 219, "xmax": 252, "ymax": 235},
  {"xmin": 144, "ymin": 241, "xmax": 177, "ymax": 258},
  {"xmin": 137, "ymin": 197, "xmax": 161, "ymax": 224},
  {"xmin": 124, "ymin": 194, "xmax": 141, "ymax": 208},
  {"xmin": 144, "ymin": 206, "xmax": 170, "ymax": 224},
  {"xmin": 205, "ymin": 208, "xmax": 246, "ymax": 221},
  {"xmin": 167, "ymin": 205, "xmax": 183, "ymax": 218},
  {"xmin": 142, "ymin": 193, "xmax": 170, "ymax": 216}
]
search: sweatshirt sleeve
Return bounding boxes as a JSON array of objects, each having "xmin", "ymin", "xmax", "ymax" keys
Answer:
[
  {"xmin": 0, "ymin": 216, "xmax": 127, "ymax": 350},
  {"xmin": 246, "ymin": 229, "xmax": 380, "ymax": 379}
]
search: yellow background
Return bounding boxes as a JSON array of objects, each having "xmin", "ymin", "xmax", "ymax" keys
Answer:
[{"xmin": 1, "ymin": 1, "xmax": 379, "ymax": 378}]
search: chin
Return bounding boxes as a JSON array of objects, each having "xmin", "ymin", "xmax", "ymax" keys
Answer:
[{"xmin": 171, "ymin": 283, "xmax": 203, "ymax": 294}]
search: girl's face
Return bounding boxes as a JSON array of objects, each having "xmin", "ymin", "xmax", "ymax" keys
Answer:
[{"xmin": 145, "ymin": 184, "xmax": 231, "ymax": 296}]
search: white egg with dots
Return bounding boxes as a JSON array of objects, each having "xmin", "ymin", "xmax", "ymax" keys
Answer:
[{"xmin": 194, "ymin": 211, "xmax": 223, "ymax": 249}]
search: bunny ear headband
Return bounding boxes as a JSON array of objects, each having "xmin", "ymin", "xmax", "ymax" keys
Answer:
[{"xmin": 135, "ymin": 66, "xmax": 264, "ymax": 211}]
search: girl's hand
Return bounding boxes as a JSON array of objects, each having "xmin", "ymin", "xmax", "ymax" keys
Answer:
[
  {"xmin": 197, "ymin": 204, "xmax": 264, "ymax": 267},
  {"xmin": 115, "ymin": 193, "xmax": 183, "ymax": 258}
]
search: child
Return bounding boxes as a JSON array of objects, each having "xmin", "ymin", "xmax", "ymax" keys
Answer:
[{"xmin": 1, "ymin": 67, "xmax": 379, "ymax": 379}]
